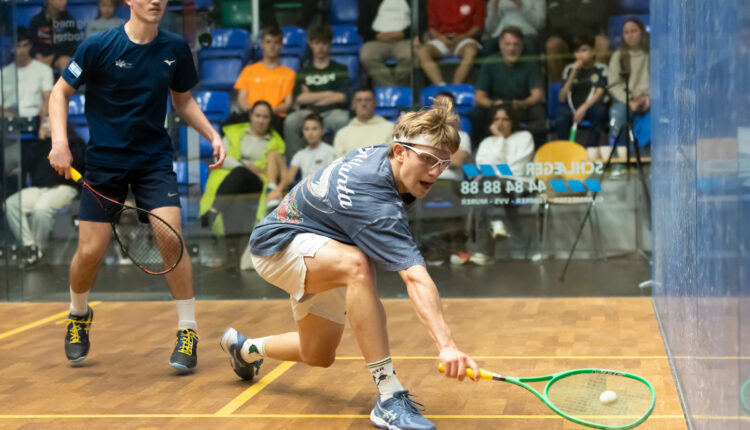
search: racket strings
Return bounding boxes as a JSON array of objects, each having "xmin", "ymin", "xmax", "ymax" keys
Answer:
[
  {"xmin": 114, "ymin": 208, "xmax": 183, "ymax": 273},
  {"xmin": 546, "ymin": 372, "xmax": 653, "ymax": 426}
]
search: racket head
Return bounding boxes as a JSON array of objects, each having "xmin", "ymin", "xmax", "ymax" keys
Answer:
[
  {"xmin": 111, "ymin": 207, "xmax": 184, "ymax": 275},
  {"xmin": 543, "ymin": 368, "xmax": 656, "ymax": 429},
  {"xmin": 742, "ymin": 378, "xmax": 750, "ymax": 414}
]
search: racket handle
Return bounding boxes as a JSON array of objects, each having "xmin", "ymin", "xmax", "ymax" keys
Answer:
[
  {"xmin": 438, "ymin": 363, "xmax": 494, "ymax": 380},
  {"xmin": 69, "ymin": 166, "xmax": 82, "ymax": 183}
]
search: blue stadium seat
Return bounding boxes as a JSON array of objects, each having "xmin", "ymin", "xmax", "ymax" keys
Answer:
[
  {"xmin": 200, "ymin": 57, "xmax": 243, "ymax": 91},
  {"xmin": 115, "ymin": 5, "xmax": 130, "ymax": 19},
  {"xmin": 68, "ymin": 3, "xmax": 98, "ymax": 23},
  {"xmin": 193, "ymin": 91, "xmax": 230, "ymax": 122},
  {"xmin": 330, "ymin": 54, "xmax": 360, "ymax": 88},
  {"xmin": 279, "ymin": 55, "xmax": 301, "ymax": 71},
  {"xmin": 608, "ymin": 14, "xmax": 650, "ymax": 49},
  {"xmin": 330, "ymin": 0, "xmax": 358, "ymax": 25},
  {"xmin": 374, "ymin": 86, "xmax": 411, "ymax": 121},
  {"xmin": 15, "ymin": 4, "xmax": 43, "ymax": 28},
  {"xmin": 330, "ymin": 25, "xmax": 363, "ymax": 55},
  {"xmin": 421, "ymin": 84, "xmax": 475, "ymax": 115},
  {"xmin": 198, "ymin": 28, "xmax": 250, "ymax": 65},
  {"xmin": 173, "ymin": 161, "xmax": 209, "ymax": 192},
  {"xmin": 547, "ymin": 81, "xmax": 563, "ymax": 120},
  {"xmin": 68, "ymin": 94, "xmax": 87, "ymax": 125},
  {"xmin": 73, "ymin": 125, "xmax": 90, "ymax": 142},
  {"xmin": 179, "ymin": 124, "xmax": 221, "ymax": 158},
  {"xmin": 614, "ymin": 0, "xmax": 649, "ymax": 14}
]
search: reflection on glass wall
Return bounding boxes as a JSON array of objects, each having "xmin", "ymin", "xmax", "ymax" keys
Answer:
[{"xmin": 0, "ymin": 0, "xmax": 655, "ymax": 301}]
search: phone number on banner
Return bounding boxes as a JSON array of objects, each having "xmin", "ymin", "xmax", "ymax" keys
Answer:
[{"xmin": 459, "ymin": 180, "xmax": 545, "ymax": 195}]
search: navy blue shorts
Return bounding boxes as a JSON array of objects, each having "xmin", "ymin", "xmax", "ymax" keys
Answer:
[{"xmin": 79, "ymin": 164, "xmax": 181, "ymax": 223}]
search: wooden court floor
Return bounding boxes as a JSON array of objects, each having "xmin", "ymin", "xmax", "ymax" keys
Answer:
[{"xmin": 0, "ymin": 298, "xmax": 687, "ymax": 429}]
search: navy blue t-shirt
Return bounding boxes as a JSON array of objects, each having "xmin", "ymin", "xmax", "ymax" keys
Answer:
[
  {"xmin": 250, "ymin": 145, "xmax": 425, "ymax": 272},
  {"xmin": 62, "ymin": 26, "xmax": 198, "ymax": 169}
]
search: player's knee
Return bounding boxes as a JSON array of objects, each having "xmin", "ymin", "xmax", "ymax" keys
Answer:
[
  {"xmin": 341, "ymin": 249, "xmax": 373, "ymax": 281},
  {"xmin": 303, "ymin": 353, "xmax": 336, "ymax": 368},
  {"xmin": 75, "ymin": 243, "xmax": 107, "ymax": 266}
]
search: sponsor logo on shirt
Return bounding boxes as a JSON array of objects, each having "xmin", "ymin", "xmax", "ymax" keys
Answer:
[
  {"xmin": 114, "ymin": 59, "xmax": 133, "ymax": 68},
  {"xmin": 164, "ymin": 59, "xmax": 176, "ymax": 66},
  {"xmin": 335, "ymin": 146, "xmax": 376, "ymax": 209},
  {"xmin": 305, "ymin": 72, "xmax": 337, "ymax": 87},
  {"xmin": 459, "ymin": 4, "xmax": 471, "ymax": 15},
  {"xmin": 68, "ymin": 60, "xmax": 82, "ymax": 78}
]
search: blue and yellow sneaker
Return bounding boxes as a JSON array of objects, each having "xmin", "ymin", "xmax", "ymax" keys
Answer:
[
  {"xmin": 370, "ymin": 390, "xmax": 436, "ymax": 430},
  {"xmin": 64, "ymin": 307, "xmax": 93, "ymax": 363},
  {"xmin": 169, "ymin": 328, "xmax": 199, "ymax": 371},
  {"xmin": 220, "ymin": 328, "xmax": 263, "ymax": 381}
]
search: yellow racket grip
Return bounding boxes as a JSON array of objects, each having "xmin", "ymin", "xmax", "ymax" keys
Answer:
[
  {"xmin": 438, "ymin": 363, "xmax": 494, "ymax": 380},
  {"xmin": 47, "ymin": 156, "xmax": 82, "ymax": 182}
]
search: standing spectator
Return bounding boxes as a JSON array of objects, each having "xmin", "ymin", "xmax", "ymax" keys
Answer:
[
  {"xmin": 474, "ymin": 26, "xmax": 545, "ymax": 146},
  {"xmin": 281, "ymin": 113, "xmax": 336, "ymax": 189},
  {"xmin": 451, "ymin": 105, "xmax": 534, "ymax": 266},
  {"xmin": 545, "ymin": 0, "xmax": 610, "ymax": 82},
  {"xmin": 1, "ymin": 27, "xmax": 54, "ymax": 138},
  {"xmin": 283, "ymin": 25, "xmax": 350, "ymax": 160},
  {"xmin": 234, "ymin": 25, "xmax": 295, "ymax": 118},
  {"xmin": 333, "ymin": 87, "xmax": 395, "ymax": 156},
  {"xmin": 85, "ymin": 0, "xmax": 125, "ymax": 39},
  {"xmin": 417, "ymin": 0, "xmax": 485, "ymax": 85},
  {"xmin": 482, "ymin": 0, "xmax": 545, "ymax": 57},
  {"xmin": 608, "ymin": 17, "xmax": 650, "ymax": 154},
  {"xmin": 358, "ymin": 0, "xmax": 413, "ymax": 87},
  {"xmin": 553, "ymin": 33, "xmax": 608, "ymax": 159},
  {"xmin": 29, "ymin": 0, "xmax": 83, "ymax": 71}
]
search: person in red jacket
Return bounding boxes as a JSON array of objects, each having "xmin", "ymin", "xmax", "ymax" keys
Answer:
[{"xmin": 416, "ymin": 0, "xmax": 485, "ymax": 85}]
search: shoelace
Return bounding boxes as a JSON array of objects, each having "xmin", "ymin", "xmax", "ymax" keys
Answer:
[
  {"xmin": 394, "ymin": 392, "xmax": 426, "ymax": 415},
  {"xmin": 177, "ymin": 330, "xmax": 199, "ymax": 355},
  {"xmin": 66, "ymin": 318, "xmax": 91, "ymax": 344}
]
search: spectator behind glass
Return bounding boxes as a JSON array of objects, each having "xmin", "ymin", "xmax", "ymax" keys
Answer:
[
  {"xmin": 283, "ymin": 25, "xmax": 350, "ymax": 161},
  {"xmin": 85, "ymin": 0, "xmax": 125, "ymax": 39},
  {"xmin": 200, "ymin": 100, "xmax": 287, "ymax": 239},
  {"xmin": 359, "ymin": 0, "xmax": 413, "ymax": 87},
  {"xmin": 451, "ymin": 104, "xmax": 534, "ymax": 266},
  {"xmin": 333, "ymin": 87, "xmax": 395, "ymax": 156},
  {"xmin": 29, "ymin": 0, "xmax": 83, "ymax": 70},
  {"xmin": 481, "ymin": 0, "xmax": 545, "ymax": 57},
  {"xmin": 279, "ymin": 113, "xmax": 337, "ymax": 191},
  {"xmin": 545, "ymin": 0, "xmax": 610, "ymax": 82},
  {"xmin": 417, "ymin": 0, "xmax": 485, "ymax": 85},
  {"xmin": 234, "ymin": 25, "xmax": 295, "ymax": 118},
  {"xmin": 607, "ymin": 17, "xmax": 650, "ymax": 157},
  {"xmin": 553, "ymin": 33, "xmax": 608, "ymax": 160},
  {"xmin": 474, "ymin": 26, "xmax": 545, "ymax": 147},
  {"xmin": 1, "ymin": 27, "xmax": 54, "ymax": 140},
  {"xmin": 433, "ymin": 91, "xmax": 473, "ymax": 180}
]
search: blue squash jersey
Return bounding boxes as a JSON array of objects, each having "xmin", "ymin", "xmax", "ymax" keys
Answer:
[
  {"xmin": 250, "ymin": 145, "xmax": 425, "ymax": 272},
  {"xmin": 62, "ymin": 25, "xmax": 198, "ymax": 169}
]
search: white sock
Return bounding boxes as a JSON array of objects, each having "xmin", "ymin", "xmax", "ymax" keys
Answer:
[
  {"xmin": 69, "ymin": 286, "xmax": 89, "ymax": 316},
  {"xmin": 175, "ymin": 298, "xmax": 197, "ymax": 331},
  {"xmin": 241, "ymin": 336, "xmax": 268, "ymax": 363},
  {"xmin": 368, "ymin": 357, "xmax": 404, "ymax": 400}
]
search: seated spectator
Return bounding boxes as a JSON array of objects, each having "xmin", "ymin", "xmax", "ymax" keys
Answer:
[
  {"xmin": 29, "ymin": 0, "xmax": 83, "ymax": 71},
  {"xmin": 607, "ymin": 17, "xmax": 650, "ymax": 157},
  {"xmin": 1, "ymin": 27, "xmax": 54, "ymax": 139},
  {"xmin": 451, "ymin": 105, "xmax": 534, "ymax": 266},
  {"xmin": 333, "ymin": 87, "xmax": 395, "ymax": 156},
  {"xmin": 473, "ymin": 26, "xmax": 545, "ymax": 146},
  {"xmin": 200, "ymin": 100, "xmax": 286, "ymax": 239},
  {"xmin": 545, "ymin": 0, "xmax": 610, "ymax": 82},
  {"xmin": 283, "ymin": 25, "xmax": 350, "ymax": 160},
  {"xmin": 6, "ymin": 128, "xmax": 85, "ymax": 267},
  {"xmin": 417, "ymin": 0, "xmax": 485, "ymax": 85},
  {"xmin": 359, "ymin": 0, "xmax": 413, "ymax": 87},
  {"xmin": 234, "ymin": 25, "xmax": 295, "ymax": 118},
  {"xmin": 553, "ymin": 33, "xmax": 608, "ymax": 160},
  {"xmin": 481, "ymin": 0, "xmax": 545, "ymax": 57},
  {"xmin": 433, "ymin": 91, "xmax": 472, "ymax": 181},
  {"xmin": 280, "ymin": 113, "xmax": 336, "ymax": 190},
  {"xmin": 85, "ymin": 0, "xmax": 125, "ymax": 39}
]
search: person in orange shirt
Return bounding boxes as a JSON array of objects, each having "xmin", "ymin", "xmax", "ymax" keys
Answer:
[{"xmin": 234, "ymin": 25, "xmax": 295, "ymax": 117}]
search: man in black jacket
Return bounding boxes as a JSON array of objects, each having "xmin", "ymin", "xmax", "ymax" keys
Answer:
[{"xmin": 358, "ymin": 0, "xmax": 413, "ymax": 87}]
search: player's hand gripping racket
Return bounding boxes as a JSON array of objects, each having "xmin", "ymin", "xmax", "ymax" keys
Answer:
[
  {"xmin": 68, "ymin": 166, "xmax": 184, "ymax": 275},
  {"xmin": 438, "ymin": 363, "xmax": 655, "ymax": 429}
]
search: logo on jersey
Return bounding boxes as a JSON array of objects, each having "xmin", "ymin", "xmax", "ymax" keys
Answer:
[
  {"xmin": 164, "ymin": 59, "xmax": 176, "ymax": 66},
  {"xmin": 67, "ymin": 60, "xmax": 82, "ymax": 78},
  {"xmin": 114, "ymin": 59, "xmax": 133, "ymax": 68}
]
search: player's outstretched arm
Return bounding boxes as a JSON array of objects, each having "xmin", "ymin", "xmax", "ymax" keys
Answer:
[
  {"xmin": 48, "ymin": 78, "xmax": 76, "ymax": 179},
  {"xmin": 170, "ymin": 89, "xmax": 226, "ymax": 169},
  {"xmin": 398, "ymin": 264, "xmax": 479, "ymax": 381}
]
